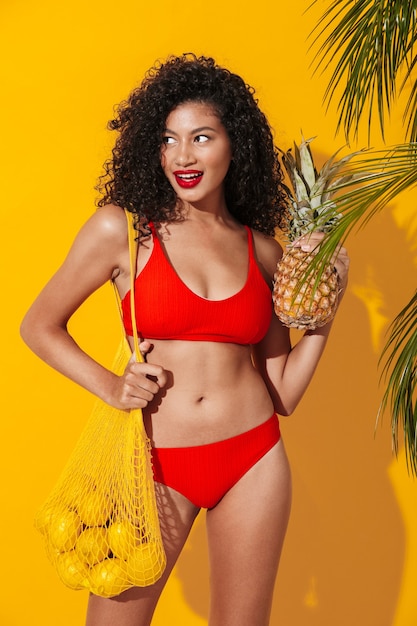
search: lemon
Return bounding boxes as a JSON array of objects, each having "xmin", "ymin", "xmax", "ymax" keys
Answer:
[
  {"xmin": 88, "ymin": 558, "xmax": 130, "ymax": 598},
  {"xmin": 126, "ymin": 542, "xmax": 165, "ymax": 586},
  {"xmin": 49, "ymin": 508, "xmax": 82, "ymax": 552},
  {"xmin": 34, "ymin": 505, "xmax": 55, "ymax": 535},
  {"xmin": 55, "ymin": 550, "xmax": 89, "ymax": 590},
  {"xmin": 75, "ymin": 527, "xmax": 109, "ymax": 566},
  {"xmin": 77, "ymin": 490, "xmax": 113, "ymax": 527},
  {"xmin": 107, "ymin": 520, "xmax": 139, "ymax": 560}
]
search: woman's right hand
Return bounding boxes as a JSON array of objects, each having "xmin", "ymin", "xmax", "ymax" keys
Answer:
[{"xmin": 108, "ymin": 359, "xmax": 168, "ymax": 410}]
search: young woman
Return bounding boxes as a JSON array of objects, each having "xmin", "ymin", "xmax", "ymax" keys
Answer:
[{"xmin": 21, "ymin": 54, "xmax": 349, "ymax": 626}]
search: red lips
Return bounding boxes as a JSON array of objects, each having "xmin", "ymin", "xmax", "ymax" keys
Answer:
[{"xmin": 173, "ymin": 170, "xmax": 203, "ymax": 188}]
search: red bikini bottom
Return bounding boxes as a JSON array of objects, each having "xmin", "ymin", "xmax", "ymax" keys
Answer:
[{"xmin": 151, "ymin": 414, "xmax": 280, "ymax": 509}]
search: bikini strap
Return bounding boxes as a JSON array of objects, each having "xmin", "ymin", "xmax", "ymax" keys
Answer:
[
  {"xmin": 244, "ymin": 225, "xmax": 255, "ymax": 260},
  {"xmin": 147, "ymin": 222, "xmax": 159, "ymax": 246}
]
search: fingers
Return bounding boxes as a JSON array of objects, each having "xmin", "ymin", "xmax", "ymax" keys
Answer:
[
  {"xmin": 333, "ymin": 246, "xmax": 350, "ymax": 292},
  {"xmin": 291, "ymin": 232, "xmax": 325, "ymax": 252},
  {"xmin": 128, "ymin": 361, "xmax": 168, "ymax": 389},
  {"xmin": 139, "ymin": 340, "xmax": 152, "ymax": 358},
  {"xmin": 291, "ymin": 234, "xmax": 350, "ymax": 291},
  {"xmin": 113, "ymin": 361, "xmax": 168, "ymax": 410}
]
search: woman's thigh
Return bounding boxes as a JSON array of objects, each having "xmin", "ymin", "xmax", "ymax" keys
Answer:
[
  {"xmin": 85, "ymin": 483, "xmax": 200, "ymax": 626},
  {"xmin": 206, "ymin": 439, "xmax": 292, "ymax": 626}
]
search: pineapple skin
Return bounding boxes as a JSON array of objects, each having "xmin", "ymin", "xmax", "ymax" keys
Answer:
[{"xmin": 273, "ymin": 247, "xmax": 339, "ymax": 330}]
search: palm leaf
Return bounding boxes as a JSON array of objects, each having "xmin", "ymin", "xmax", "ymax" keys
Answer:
[
  {"xmin": 298, "ymin": 142, "xmax": 417, "ymax": 472},
  {"xmin": 295, "ymin": 142, "xmax": 417, "ymax": 278},
  {"xmin": 378, "ymin": 291, "xmax": 417, "ymax": 475},
  {"xmin": 309, "ymin": 0, "xmax": 417, "ymax": 142},
  {"xmin": 307, "ymin": 0, "xmax": 417, "ymax": 474}
]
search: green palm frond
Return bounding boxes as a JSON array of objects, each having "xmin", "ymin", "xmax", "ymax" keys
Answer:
[
  {"xmin": 300, "ymin": 141, "xmax": 417, "ymax": 472},
  {"xmin": 310, "ymin": 0, "xmax": 417, "ymax": 142},
  {"xmin": 307, "ymin": 0, "xmax": 417, "ymax": 474},
  {"xmin": 295, "ymin": 142, "xmax": 417, "ymax": 276},
  {"xmin": 378, "ymin": 291, "xmax": 417, "ymax": 475},
  {"xmin": 403, "ymin": 55, "xmax": 417, "ymax": 139}
]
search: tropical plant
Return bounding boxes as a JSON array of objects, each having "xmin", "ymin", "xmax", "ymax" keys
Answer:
[{"xmin": 304, "ymin": 0, "xmax": 417, "ymax": 473}]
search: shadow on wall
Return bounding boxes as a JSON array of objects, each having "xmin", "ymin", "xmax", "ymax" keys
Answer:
[{"xmin": 173, "ymin": 206, "xmax": 411, "ymax": 626}]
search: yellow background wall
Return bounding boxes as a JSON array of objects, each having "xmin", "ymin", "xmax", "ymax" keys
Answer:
[{"xmin": 1, "ymin": 1, "xmax": 416, "ymax": 624}]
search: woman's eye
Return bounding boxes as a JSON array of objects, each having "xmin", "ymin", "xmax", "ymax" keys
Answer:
[
  {"xmin": 195, "ymin": 135, "xmax": 209, "ymax": 143},
  {"xmin": 162, "ymin": 136, "xmax": 176, "ymax": 144}
]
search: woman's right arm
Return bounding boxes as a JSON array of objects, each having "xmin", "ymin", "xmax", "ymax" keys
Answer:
[{"xmin": 20, "ymin": 205, "xmax": 167, "ymax": 409}]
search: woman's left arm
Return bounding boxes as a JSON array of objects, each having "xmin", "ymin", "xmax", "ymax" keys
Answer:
[{"xmin": 252, "ymin": 233, "xmax": 349, "ymax": 416}]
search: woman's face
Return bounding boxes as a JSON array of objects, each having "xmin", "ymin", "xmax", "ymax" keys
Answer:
[{"xmin": 160, "ymin": 101, "xmax": 232, "ymax": 208}]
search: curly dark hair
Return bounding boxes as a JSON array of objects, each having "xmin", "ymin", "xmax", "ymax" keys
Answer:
[{"xmin": 97, "ymin": 53, "xmax": 288, "ymax": 235}]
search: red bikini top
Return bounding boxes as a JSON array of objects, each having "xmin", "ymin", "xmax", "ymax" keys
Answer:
[{"xmin": 121, "ymin": 223, "xmax": 272, "ymax": 345}]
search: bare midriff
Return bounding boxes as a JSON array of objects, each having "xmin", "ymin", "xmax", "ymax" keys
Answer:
[{"xmin": 140, "ymin": 339, "xmax": 275, "ymax": 448}]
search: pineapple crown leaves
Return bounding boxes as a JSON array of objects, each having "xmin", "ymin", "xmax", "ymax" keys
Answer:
[{"xmin": 279, "ymin": 136, "xmax": 367, "ymax": 240}]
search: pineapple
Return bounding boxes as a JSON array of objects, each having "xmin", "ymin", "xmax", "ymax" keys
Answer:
[{"xmin": 273, "ymin": 137, "xmax": 358, "ymax": 330}]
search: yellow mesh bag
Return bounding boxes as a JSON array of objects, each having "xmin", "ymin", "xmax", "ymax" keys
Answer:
[{"xmin": 34, "ymin": 211, "xmax": 166, "ymax": 597}]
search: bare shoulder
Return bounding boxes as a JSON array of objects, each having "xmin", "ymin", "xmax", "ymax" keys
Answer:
[
  {"xmin": 72, "ymin": 204, "xmax": 129, "ymax": 261},
  {"xmin": 81, "ymin": 204, "xmax": 127, "ymax": 244},
  {"xmin": 251, "ymin": 229, "xmax": 283, "ymax": 279},
  {"xmin": 62, "ymin": 204, "xmax": 129, "ymax": 281}
]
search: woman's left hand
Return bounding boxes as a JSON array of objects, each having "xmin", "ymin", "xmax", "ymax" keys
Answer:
[{"xmin": 292, "ymin": 232, "xmax": 350, "ymax": 296}]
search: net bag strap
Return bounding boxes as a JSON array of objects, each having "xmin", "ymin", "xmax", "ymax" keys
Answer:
[{"xmin": 125, "ymin": 210, "xmax": 144, "ymax": 364}]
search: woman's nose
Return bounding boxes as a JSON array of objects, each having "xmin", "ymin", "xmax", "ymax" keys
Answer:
[{"xmin": 175, "ymin": 142, "xmax": 196, "ymax": 166}]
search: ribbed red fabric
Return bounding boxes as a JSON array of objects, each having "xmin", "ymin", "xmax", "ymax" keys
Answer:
[
  {"xmin": 151, "ymin": 414, "xmax": 280, "ymax": 509},
  {"xmin": 121, "ymin": 223, "xmax": 272, "ymax": 344}
]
